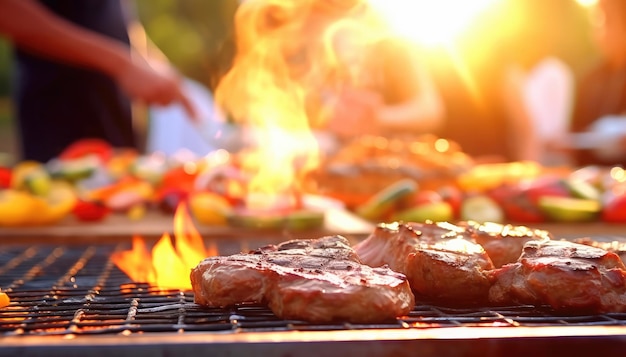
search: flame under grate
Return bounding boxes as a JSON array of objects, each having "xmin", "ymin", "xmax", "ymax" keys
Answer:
[{"xmin": 3, "ymin": 241, "xmax": 626, "ymax": 338}]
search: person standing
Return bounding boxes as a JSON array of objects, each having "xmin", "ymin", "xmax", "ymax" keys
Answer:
[
  {"xmin": 569, "ymin": 0, "xmax": 626, "ymax": 167},
  {"xmin": 0, "ymin": 0, "xmax": 195, "ymax": 162}
]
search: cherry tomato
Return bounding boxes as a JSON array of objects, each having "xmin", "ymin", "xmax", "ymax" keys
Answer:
[
  {"xmin": 0, "ymin": 167, "xmax": 11, "ymax": 189},
  {"xmin": 503, "ymin": 202, "xmax": 545, "ymax": 223},
  {"xmin": 412, "ymin": 190, "xmax": 443, "ymax": 207},
  {"xmin": 59, "ymin": 138, "xmax": 114, "ymax": 163},
  {"xmin": 487, "ymin": 184, "xmax": 545, "ymax": 223},
  {"xmin": 602, "ymin": 189, "xmax": 626, "ymax": 223},
  {"xmin": 437, "ymin": 185, "xmax": 463, "ymax": 218},
  {"xmin": 523, "ymin": 177, "xmax": 570, "ymax": 206},
  {"xmin": 72, "ymin": 199, "xmax": 110, "ymax": 222},
  {"xmin": 160, "ymin": 166, "xmax": 197, "ymax": 193}
]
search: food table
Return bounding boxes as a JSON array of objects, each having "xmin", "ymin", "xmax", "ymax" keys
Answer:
[
  {"xmin": 0, "ymin": 207, "xmax": 374, "ymax": 243},
  {"xmin": 0, "ymin": 209, "xmax": 623, "ymax": 242}
]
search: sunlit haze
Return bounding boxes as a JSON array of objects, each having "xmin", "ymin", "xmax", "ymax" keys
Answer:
[
  {"xmin": 575, "ymin": 0, "xmax": 598, "ymax": 7},
  {"xmin": 368, "ymin": 0, "xmax": 500, "ymax": 46}
]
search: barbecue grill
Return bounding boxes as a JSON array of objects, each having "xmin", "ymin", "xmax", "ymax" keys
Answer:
[{"xmin": 2, "ymin": 233, "xmax": 626, "ymax": 357}]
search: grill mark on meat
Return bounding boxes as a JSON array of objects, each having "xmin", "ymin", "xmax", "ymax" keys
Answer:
[
  {"xmin": 191, "ymin": 235, "xmax": 414, "ymax": 323},
  {"xmin": 523, "ymin": 239, "xmax": 625, "ymax": 266},
  {"xmin": 354, "ymin": 221, "xmax": 494, "ymax": 305}
]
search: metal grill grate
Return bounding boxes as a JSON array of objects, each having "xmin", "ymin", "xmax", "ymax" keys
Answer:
[{"xmin": 3, "ymin": 240, "xmax": 626, "ymax": 338}]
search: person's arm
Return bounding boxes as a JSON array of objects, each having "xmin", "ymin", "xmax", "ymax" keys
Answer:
[{"xmin": 0, "ymin": 0, "xmax": 196, "ymax": 119}]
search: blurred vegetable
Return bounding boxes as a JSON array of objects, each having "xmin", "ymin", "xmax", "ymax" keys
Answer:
[
  {"xmin": 11, "ymin": 160, "xmax": 51, "ymax": 196},
  {"xmin": 0, "ymin": 189, "xmax": 40, "ymax": 226},
  {"xmin": 0, "ymin": 182, "xmax": 76, "ymax": 226},
  {"xmin": 72, "ymin": 199, "xmax": 110, "ymax": 222},
  {"xmin": 538, "ymin": 196, "xmax": 601, "ymax": 222},
  {"xmin": 59, "ymin": 138, "xmax": 113, "ymax": 163},
  {"xmin": 34, "ymin": 181, "xmax": 78, "ymax": 225},
  {"xmin": 0, "ymin": 292, "xmax": 9, "ymax": 308},
  {"xmin": 356, "ymin": 179, "xmax": 417, "ymax": 221},
  {"xmin": 126, "ymin": 204, "xmax": 146, "ymax": 221},
  {"xmin": 188, "ymin": 191, "xmax": 232, "ymax": 225},
  {"xmin": 88, "ymin": 177, "xmax": 154, "ymax": 212},
  {"xmin": 0, "ymin": 166, "xmax": 11, "ymax": 188},
  {"xmin": 460, "ymin": 194, "xmax": 504, "ymax": 223},
  {"xmin": 393, "ymin": 201, "xmax": 453, "ymax": 223}
]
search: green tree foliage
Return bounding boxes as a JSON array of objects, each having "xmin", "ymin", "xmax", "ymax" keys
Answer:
[
  {"xmin": 0, "ymin": 40, "xmax": 13, "ymax": 97},
  {"xmin": 134, "ymin": 0, "xmax": 239, "ymax": 90}
]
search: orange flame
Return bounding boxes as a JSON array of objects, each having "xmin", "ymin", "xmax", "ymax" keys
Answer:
[
  {"xmin": 215, "ymin": 0, "xmax": 354, "ymax": 212},
  {"xmin": 112, "ymin": 204, "xmax": 217, "ymax": 290}
]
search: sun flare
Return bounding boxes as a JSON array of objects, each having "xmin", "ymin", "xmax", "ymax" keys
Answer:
[{"xmin": 368, "ymin": 0, "xmax": 500, "ymax": 46}]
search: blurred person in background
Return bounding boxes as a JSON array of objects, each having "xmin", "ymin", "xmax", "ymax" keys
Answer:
[
  {"xmin": 568, "ymin": 0, "xmax": 626, "ymax": 167},
  {"xmin": 498, "ymin": 0, "xmax": 590, "ymax": 166},
  {"xmin": 429, "ymin": 0, "xmax": 592, "ymax": 164},
  {"xmin": 426, "ymin": 0, "xmax": 592, "ymax": 164},
  {"xmin": 425, "ymin": 1, "xmax": 523, "ymax": 164},
  {"xmin": 0, "ymin": 0, "xmax": 196, "ymax": 163}
]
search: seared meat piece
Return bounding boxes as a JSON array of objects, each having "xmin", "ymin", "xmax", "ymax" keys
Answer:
[
  {"xmin": 354, "ymin": 221, "xmax": 494, "ymax": 305},
  {"xmin": 463, "ymin": 221, "xmax": 552, "ymax": 268},
  {"xmin": 190, "ymin": 235, "xmax": 414, "ymax": 323},
  {"xmin": 574, "ymin": 237, "xmax": 626, "ymax": 265},
  {"xmin": 488, "ymin": 239, "xmax": 626, "ymax": 313}
]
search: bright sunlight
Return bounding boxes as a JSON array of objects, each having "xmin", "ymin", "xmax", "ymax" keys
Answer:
[{"xmin": 368, "ymin": 0, "xmax": 500, "ymax": 46}]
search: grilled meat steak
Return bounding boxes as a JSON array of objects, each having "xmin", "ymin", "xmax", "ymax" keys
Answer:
[
  {"xmin": 488, "ymin": 239, "xmax": 626, "ymax": 313},
  {"xmin": 574, "ymin": 237, "xmax": 626, "ymax": 265},
  {"xmin": 354, "ymin": 221, "xmax": 494, "ymax": 305},
  {"xmin": 190, "ymin": 235, "xmax": 415, "ymax": 323},
  {"xmin": 463, "ymin": 221, "xmax": 552, "ymax": 268}
]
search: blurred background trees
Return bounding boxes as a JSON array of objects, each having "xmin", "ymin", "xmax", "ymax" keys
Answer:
[{"xmin": 133, "ymin": 0, "xmax": 238, "ymax": 90}]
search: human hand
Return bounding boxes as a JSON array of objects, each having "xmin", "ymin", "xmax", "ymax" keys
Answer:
[
  {"xmin": 114, "ymin": 56, "xmax": 198, "ymax": 121},
  {"xmin": 325, "ymin": 88, "xmax": 383, "ymax": 139}
]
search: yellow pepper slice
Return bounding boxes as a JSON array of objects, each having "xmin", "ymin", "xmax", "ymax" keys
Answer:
[
  {"xmin": 0, "ymin": 189, "xmax": 41, "ymax": 226},
  {"xmin": 0, "ymin": 292, "xmax": 9, "ymax": 308},
  {"xmin": 188, "ymin": 191, "xmax": 232, "ymax": 225}
]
